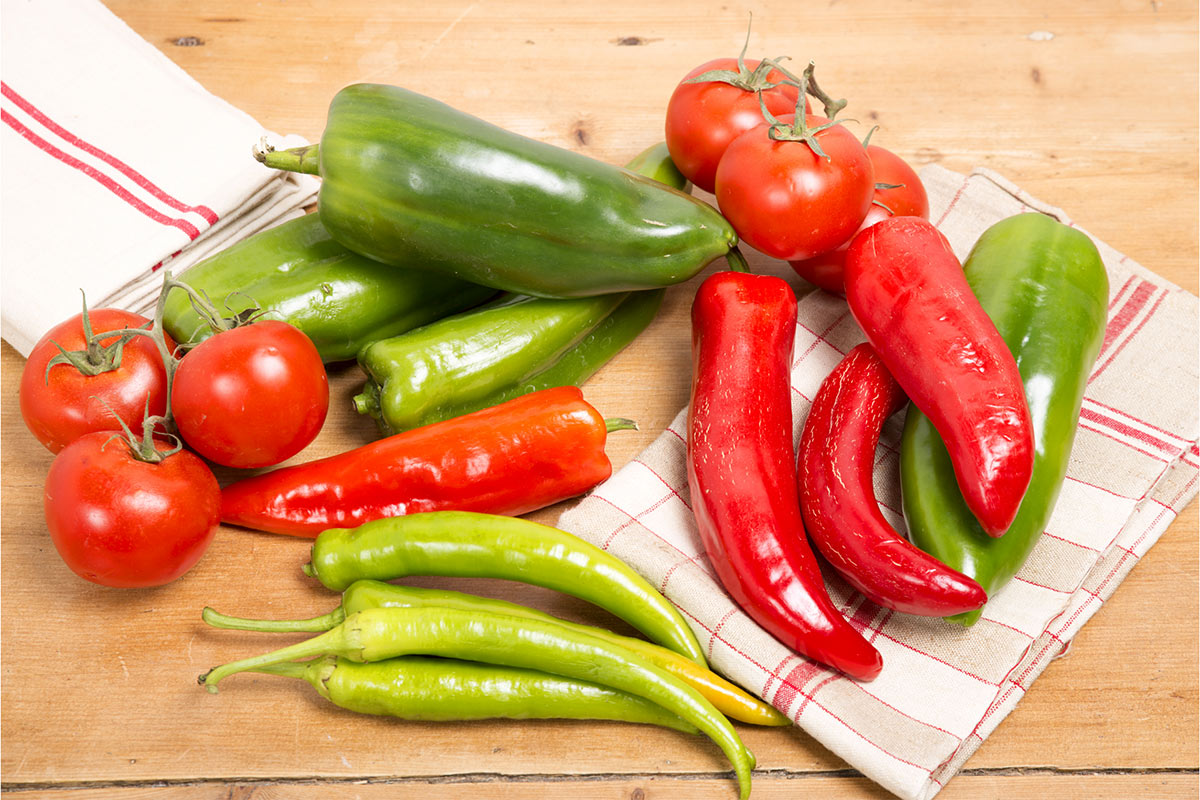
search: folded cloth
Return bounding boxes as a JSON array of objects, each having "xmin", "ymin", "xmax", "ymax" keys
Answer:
[
  {"xmin": 557, "ymin": 164, "xmax": 1199, "ymax": 800},
  {"xmin": 0, "ymin": 0, "xmax": 319, "ymax": 356}
]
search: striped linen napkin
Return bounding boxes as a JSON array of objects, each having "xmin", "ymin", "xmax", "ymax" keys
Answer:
[
  {"xmin": 0, "ymin": 0, "xmax": 318, "ymax": 357},
  {"xmin": 557, "ymin": 163, "xmax": 1199, "ymax": 800}
]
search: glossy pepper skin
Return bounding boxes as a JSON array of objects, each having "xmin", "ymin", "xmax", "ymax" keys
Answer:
[
  {"xmin": 200, "ymin": 606, "xmax": 756, "ymax": 800},
  {"xmin": 901, "ymin": 213, "xmax": 1109, "ymax": 625},
  {"xmin": 303, "ymin": 511, "xmax": 708, "ymax": 666},
  {"xmin": 688, "ymin": 271, "xmax": 883, "ymax": 681},
  {"xmin": 844, "ymin": 216, "xmax": 1034, "ymax": 536},
  {"xmin": 203, "ymin": 578, "xmax": 790, "ymax": 727},
  {"xmin": 797, "ymin": 343, "xmax": 987, "ymax": 617},
  {"xmin": 256, "ymin": 84, "xmax": 742, "ymax": 298},
  {"xmin": 351, "ymin": 142, "xmax": 687, "ymax": 434},
  {"xmin": 248, "ymin": 655, "xmax": 701, "ymax": 733},
  {"xmin": 219, "ymin": 386, "xmax": 618, "ymax": 537},
  {"xmin": 162, "ymin": 213, "xmax": 495, "ymax": 363},
  {"xmin": 353, "ymin": 291, "xmax": 661, "ymax": 435}
]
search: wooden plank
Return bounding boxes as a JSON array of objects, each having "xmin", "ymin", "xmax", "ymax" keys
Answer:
[{"xmin": 6, "ymin": 773, "xmax": 1197, "ymax": 799}]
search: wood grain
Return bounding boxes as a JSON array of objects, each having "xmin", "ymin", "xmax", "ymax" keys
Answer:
[{"xmin": 3, "ymin": 1, "xmax": 1196, "ymax": 798}]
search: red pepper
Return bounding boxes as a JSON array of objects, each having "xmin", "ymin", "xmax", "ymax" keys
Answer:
[
  {"xmin": 687, "ymin": 271, "xmax": 883, "ymax": 681},
  {"xmin": 797, "ymin": 343, "xmax": 988, "ymax": 616},
  {"xmin": 843, "ymin": 216, "xmax": 1033, "ymax": 536},
  {"xmin": 220, "ymin": 386, "xmax": 620, "ymax": 537}
]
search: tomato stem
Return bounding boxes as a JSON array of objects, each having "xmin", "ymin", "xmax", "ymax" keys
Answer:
[
  {"xmin": 44, "ymin": 292, "xmax": 149, "ymax": 381},
  {"xmin": 682, "ymin": 14, "xmax": 796, "ymax": 93},
  {"xmin": 88, "ymin": 271, "xmax": 220, "ymax": 436},
  {"xmin": 803, "ymin": 63, "xmax": 847, "ymax": 121},
  {"xmin": 755, "ymin": 63, "xmax": 846, "ymax": 160},
  {"xmin": 97, "ymin": 396, "xmax": 181, "ymax": 464}
]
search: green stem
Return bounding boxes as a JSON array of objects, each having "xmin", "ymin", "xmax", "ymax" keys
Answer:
[
  {"xmin": 244, "ymin": 660, "xmax": 310, "ymax": 679},
  {"xmin": 198, "ymin": 625, "xmax": 347, "ymax": 692},
  {"xmin": 802, "ymin": 62, "xmax": 848, "ymax": 120},
  {"xmin": 725, "ymin": 247, "xmax": 750, "ymax": 273},
  {"xmin": 202, "ymin": 605, "xmax": 346, "ymax": 633},
  {"xmin": 604, "ymin": 417, "xmax": 639, "ymax": 433},
  {"xmin": 254, "ymin": 143, "xmax": 321, "ymax": 175}
]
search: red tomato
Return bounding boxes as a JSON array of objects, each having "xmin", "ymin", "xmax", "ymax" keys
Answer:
[
  {"xmin": 867, "ymin": 145, "xmax": 930, "ymax": 219},
  {"xmin": 789, "ymin": 144, "xmax": 929, "ymax": 293},
  {"xmin": 715, "ymin": 115, "xmax": 875, "ymax": 262},
  {"xmin": 44, "ymin": 431, "xmax": 220, "ymax": 587},
  {"xmin": 20, "ymin": 308, "xmax": 172, "ymax": 454},
  {"xmin": 172, "ymin": 320, "xmax": 329, "ymax": 468},
  {"xmin": 665, "ymin": 58, "xmax": 809, "ymax": 194}
]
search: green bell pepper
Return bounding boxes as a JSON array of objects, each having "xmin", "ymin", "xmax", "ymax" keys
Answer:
[
  {"xmin": 162, "ymin": 213, "xmax": 496, "ymax": 363},
  {"xmin": 255, "ymin": 84, "xmax": 743, "ymax": 297},
  {"xmin": 900, "ymin": 213, "xmax": 1109, "ymax": 625},
  {"xmin": 351, "ymin": 143, "xmax": 683, "ymax": 435}
]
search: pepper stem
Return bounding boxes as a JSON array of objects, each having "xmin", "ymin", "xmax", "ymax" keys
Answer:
[
  {"xmin": 254, "ymin": 142, "xmax": 321, "ymax": 175},
  {"xmin": 242, "ymin": 660, "xmax": 310, "ymax": 679},
  {"xmin": 604, "ymin": 417, "xmax": 639, "ymax": 433},
  {"xmin": 201, "ymin": 605, "xmax": 346, "ymax": 633},
  {"xmin": 351, "ymin": 381, "xmax": 380, "ymax": 417},
  {"xmin": 198, "ymin": 625, "xmax": 346, "ymax": 693},
  {"xmin": 725, "ymin": 247, "xmax": 750, "ymax": 273}
]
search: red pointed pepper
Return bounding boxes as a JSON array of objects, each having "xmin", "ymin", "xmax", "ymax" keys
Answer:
[
  {"xmin": 221, "ymin": 386, "xmax": 623, "ymax": 537},
  {"xmin": 797, "ymin": 343, "xmax": 987, "ymax": 616},
  {"xmin": 843, "ymin": 217, "xmax": 1034, "ymax": 535},
  {"xmin": 687, "ymin": 271, "xmax": 882, "ymax": 681}
]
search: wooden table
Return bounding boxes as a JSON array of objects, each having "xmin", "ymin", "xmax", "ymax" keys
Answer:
[{"xmin": 3, "ymin": 2, "xmax": 1196, "ymax": 798}]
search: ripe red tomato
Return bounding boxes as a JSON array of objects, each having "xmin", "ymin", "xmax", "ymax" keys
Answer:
[
  {"xmin": 44, "ymin": 431, "xmax": 220, "ymax": 587},
  {"xmin": 714, "ymin": 115, "xmax": 875, "ymax": 261},
  {"xmin": 172, "ymin": 320, "xmax": 329, "ymax": 468},
  {"xmin": 20, "ymin": 308, "xmax": 173, "ymax": 454},
  {"xmin": 665, "ymin": 58, "xmax": 809, "ymax": 194},
  {"xmin": 789, "ymin": 144, "xmax": 929, "ymax": 293},
  {"xmin": 866, "ymin": 145, "xmax": 930, "ymax": 220}
]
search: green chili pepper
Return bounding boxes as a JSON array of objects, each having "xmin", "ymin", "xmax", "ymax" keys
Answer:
[
  {"xmin": 900, "ymin": 213, "xmax": 1109, "ymax": 625},
  {"xmin": 304, "ymin": 511, "xmax": 709, "ymax": 667},
  {"xmin": 352, "ymin": 290, "xmax": 663, "ymax": 434},
  {"xmin": 256, "ymin": 84, "xmax": 745, "ymax": 297},
  {"xmin": 162, "ymin": 213, "xmax": 496, "ymax": 362},
  {"xmin": 199, "ymin": 606, "xmax": 754, "ymax": 799},
  {"xmin": 249, "ymin": 655, "xmax": 700, "ymax": 733},
  {"xmin": 623, "ymin": 140, "xmax": 692, "ymax": 190},
  {"xmin": 203, "ymin": 579, "xmax": 790, "ymax": 727},
  {"xmin": 350, "ymin": 143, "xmax": 682, "ymax": 434}
]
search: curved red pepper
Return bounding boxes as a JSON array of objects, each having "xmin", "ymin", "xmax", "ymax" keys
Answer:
[
  {"xmin": 798, "ymin": 343, "xmax": 988, "ymax": 616},
  {"xmin": 221, "ymin": 386, "xmax": 616, "ymax": 537},
  {"xmin": 843, "ymin": 217, "xmax": 1033, "ymax": 536},
  {"xmin": 687, "ymin": 271, "xmax": 883, "ymax": 681}
]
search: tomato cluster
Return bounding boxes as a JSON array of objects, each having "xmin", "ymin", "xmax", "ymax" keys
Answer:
[
  {"xmin": 664, "ymin": 52, "xmax": 929, "ymax": 292},
  {"xmin": 21, "ymin": 283, "xmax": 329, "ymax": 588}
]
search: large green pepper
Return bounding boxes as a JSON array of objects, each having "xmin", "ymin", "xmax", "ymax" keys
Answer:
[
  {"xmin": 163, "ymin": 213, "xmax": 495, "ymax": 362},
  {"xmin": 255, "ymin": 84, "xmax": 742, "ymax": 297},
  {"xmin": 350, "ymin": 143, "xmax": 684, "ymax": 435},
  {"xmin": 900, "ymin": 213, "xmax": 1109, "ymax": 625}
]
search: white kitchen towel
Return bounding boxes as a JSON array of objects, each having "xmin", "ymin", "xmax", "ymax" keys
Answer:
[
  {"xmin": 0, "ymin": 0, "xmax": 319, "ymax": 357},
  {"xmin": 558, "ymin": 164, "xmax": 1199, "ymax": 800}
]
